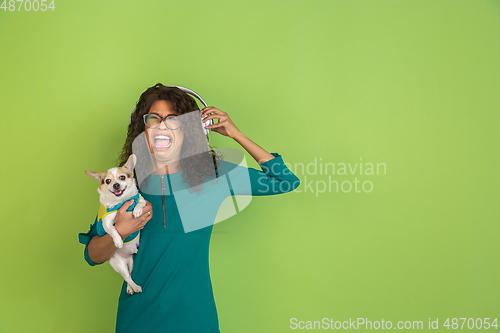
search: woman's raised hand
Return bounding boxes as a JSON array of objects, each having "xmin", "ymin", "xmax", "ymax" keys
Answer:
[
  {"xmin": 115, "ymin": 199, "xmax": 153, "ymax": 240},
  {"xmin": 201, "ymin": 107, "xmax": 242, "ymax": 139}
]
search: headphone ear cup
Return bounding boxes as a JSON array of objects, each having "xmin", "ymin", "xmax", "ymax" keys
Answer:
[{"xmin": 201, "ymin": 114, "xmax": 213, "ymax": 135}]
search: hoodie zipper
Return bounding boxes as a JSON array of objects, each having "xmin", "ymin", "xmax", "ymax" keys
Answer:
[{"xmin": 160, "ymin": 174, "xmax": 166, "ymax": 228}]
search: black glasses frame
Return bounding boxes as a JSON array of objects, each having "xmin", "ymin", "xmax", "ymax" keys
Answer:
[{"xmin": 143, "ymin": 113, "xmax": 181, "ymax": 130}]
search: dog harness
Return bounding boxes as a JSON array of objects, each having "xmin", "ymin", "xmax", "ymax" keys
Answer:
[{"xmin": 96, "ymin": 193, "xmax": 142, "ymax": 244}]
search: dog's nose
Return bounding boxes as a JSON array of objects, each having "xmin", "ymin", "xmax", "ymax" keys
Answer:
[{"xmin": 113, "ymin": 183, "xmax": 120, "ymax": 190}]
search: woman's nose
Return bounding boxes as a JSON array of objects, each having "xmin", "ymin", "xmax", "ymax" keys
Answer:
[{"xmin": 158, "ymin": 120, "xmax": 169, "ymax": 130}]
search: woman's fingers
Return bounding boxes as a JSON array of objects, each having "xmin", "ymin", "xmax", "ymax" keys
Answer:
[
  {"xmin": 200, "ymin": 106, "xmax": 241, "ymax": 137},
  {"xmin": 118, "ymin": 199, "xmax": 135, "ymax": 212},
  {"xmin": 142, "ymin": 210, "xmax": 152, "ymax": 221},
  {"xmin": 201, "ymin": 108, "xmax": 229, "ymax": 125},
  {"xmin": 201, "ymin": 107, "xmax": 225, "ymax": 118},
  {"xmin": 206, "ymin": 120, "xmax": 227, "ymax": 129},
  {"xmin": 139, "ymin": 200, "xmax": 152, "ymax": 226},
  {"xmin": 202, "ymin": 114, "xmax": 226, "ymax": 123},
  {"xmin": 115, "ymin": 200, "xmax": 135, "ymax": 225},
  {"xmin": 138, "ymin": 212, "xmax": 152, "ymax": 230},
  {"xmin": 142, "ymin": 201, "xmax": 152, "ymax": 215}
]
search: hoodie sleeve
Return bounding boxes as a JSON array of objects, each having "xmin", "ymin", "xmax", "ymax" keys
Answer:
[
  {"xmin": 220, "ymin": 153, "xmax": 301, "ymax": 196},
  {"xmin": 78, "ymin": 215, "xmax": 103, "ymax": 267}
]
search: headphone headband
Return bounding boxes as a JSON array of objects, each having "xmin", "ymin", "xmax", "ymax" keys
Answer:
[
  {"xmin": 169, "ymin": 85, "xmax": 207, "ymax": 108},
  {"xmin": 130, "ymin": 85, "xmax": 211, "ymax": 135}
]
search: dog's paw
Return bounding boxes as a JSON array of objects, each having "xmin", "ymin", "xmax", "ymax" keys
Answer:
[
  {"xmin": 133, "ymin": 207, "xmax": 143, "ymax": 218},
  {"xmin": 126, "ymin": 285, "xmax": 134, "ymax": 295},
  {"xmin": 127, "ymin": 283, "xmax": 142, "ymax": 295},
  {"xmin": 113, "ymin": 239, "xmax": 124, "ymax": 249}
]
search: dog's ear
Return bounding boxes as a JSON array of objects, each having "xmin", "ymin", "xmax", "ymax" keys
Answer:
[
  {"xmin": 124, "ymin": 154, "xmax": 137, "ymax": 172},
  {"xmin": 85, "ymin": 171, "xmax": 103, "ymax": 182}
]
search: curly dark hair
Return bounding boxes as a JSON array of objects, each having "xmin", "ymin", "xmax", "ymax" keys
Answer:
[{"xmin": 118, "ymin": 83, "xmax": 221, "ymax": 190}]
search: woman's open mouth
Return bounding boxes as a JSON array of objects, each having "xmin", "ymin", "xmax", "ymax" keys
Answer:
[
  {"xmin": 110, "ymin": 186, "xmax": 127, "ymax": 196},
  {"xmin": 153, "ymin": 134, "xmax": 172, "ymax": 151}
]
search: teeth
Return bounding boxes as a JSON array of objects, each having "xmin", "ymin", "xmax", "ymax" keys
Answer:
[{"xmin": 154, "ymin": 134, "xmax": 172, "ymax": 148}]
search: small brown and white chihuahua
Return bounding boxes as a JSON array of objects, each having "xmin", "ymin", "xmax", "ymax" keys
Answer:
[{"xmin": 86, "ymin": 154, "xmax": 146, "ymax": 294}]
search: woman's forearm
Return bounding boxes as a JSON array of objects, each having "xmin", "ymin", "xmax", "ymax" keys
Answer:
[
  {"xmin": 87, "ymin": 234, "xmax": 122, "ymax": 264},
  {"xmin": 233, "ymin": 132, "xmax": 275, "ymax": 164}
]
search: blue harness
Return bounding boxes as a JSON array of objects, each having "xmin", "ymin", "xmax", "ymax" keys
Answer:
[{"xmin": 95, "ymin": 193, "xmax": 141, "ymax": 244}]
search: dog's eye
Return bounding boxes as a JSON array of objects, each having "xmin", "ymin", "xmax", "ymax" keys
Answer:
[
  {"xmin": 119, "ymin": 175, "xmax": 126, "ymax": 181},
  {"xmin": 106, "ymin": 179, "xmax": 111, "ymax": 184}
]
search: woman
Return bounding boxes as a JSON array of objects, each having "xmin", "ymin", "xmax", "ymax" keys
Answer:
[{"xmin": 79, "ymin": 83, "xmax": 300, "ymax": 332}]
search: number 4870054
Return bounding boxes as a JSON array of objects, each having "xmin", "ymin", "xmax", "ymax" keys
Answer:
[{"xmin": 1, "ymin": 0, "xmax": 55, "ymax": 11}]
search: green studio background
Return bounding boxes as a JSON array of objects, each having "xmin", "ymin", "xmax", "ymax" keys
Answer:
[{"xmin": 0, "ymin": 1, "xmax": 499, "ymax": 332}]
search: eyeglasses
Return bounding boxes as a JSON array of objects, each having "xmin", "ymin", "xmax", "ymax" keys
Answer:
[{"xmin": 143, "ymin": 114, "xmax": 181, "ymax": 130}]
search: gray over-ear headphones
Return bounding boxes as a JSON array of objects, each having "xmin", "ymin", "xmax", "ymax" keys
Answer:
[{"xmin": 130, "ymin": 85, "xmax": 213, "ymax": 136}]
